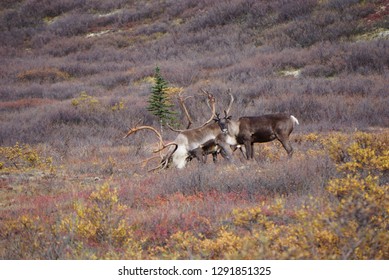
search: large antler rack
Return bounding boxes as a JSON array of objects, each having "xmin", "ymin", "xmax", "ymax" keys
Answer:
[
  {"xmin": 123, "ymin": 123, "xmax": 177, "ymax": 171},
  {"xmin": 167, "ymin": 88, "xmax": 216, "ymax": 133}
]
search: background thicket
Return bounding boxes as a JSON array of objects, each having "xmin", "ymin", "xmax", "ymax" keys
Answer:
[{"xmin": 0, "ymin": 0, "xmax": 388, "ymax": 259}]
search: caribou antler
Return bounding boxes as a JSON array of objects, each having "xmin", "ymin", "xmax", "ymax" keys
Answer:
[
  {"xmin": 123, "ymin": 125, "xmax": 161, "ymax": 142},
  {"xmin": 177, "ymin": 90, "xmax": 194, "ymax": 129},
  {"xmin": 166, "ymin": 89, "xmax": 216, "ymax": 132},
  {"xmin": 224, "ymin": 88, "xmax": 234, "ymax": 116},
  {"xmin": 152, "ymin": 142, "xmax": 178, "ymax": 153},
  {"xmin": 148, "ymin": 144, "xmax": 177, "ymax": 172},
  {"xmin": 123, "ymin": 124, "xmax": 179, "ymax": 171},
  {"xmin": 124, "ymin": 125, "xmax": 177, "ymax": 153},
  {"xmin": 200, "ymin": 88, "xmax": 216, "ymax": 126}
]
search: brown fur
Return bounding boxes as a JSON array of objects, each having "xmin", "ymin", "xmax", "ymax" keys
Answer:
[{"xmin": 216, "ymin": 113, "xmax": 299, "ymax": 160}]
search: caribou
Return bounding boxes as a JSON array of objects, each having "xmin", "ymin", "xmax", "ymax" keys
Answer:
[
  {"xmin": 164, "ymin": 90, "xmax": 235, "ymax": 168},
  {"xmin": 187, "ymin": 139, "xmax": 219, "ymax": 163},
  {"xmin": 215, "ymin": 112, "xmax": 299, "ymax": 160},
  {"xmin": 186, "ymin": 132, "xmax": 236, "ymax": 164},
  {"xmin": 124, "ymin": 89, "xmax": 235, "ymax": 170}
]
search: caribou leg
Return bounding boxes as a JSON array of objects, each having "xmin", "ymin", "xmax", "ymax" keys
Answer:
[
  {"xmin": 243, "ymin": 141, "xmax": 254, "ymax": 160},
  {"xmin": 218, "ymin": 142, "xmax": 234, "ymax": 162},
  {"xmin": 278, "ymin": 139, "xmax": 293, "ymax": 158},
  {"xmin": 275, "ymin": 133, "xmax": 294, "ymax": 158}
]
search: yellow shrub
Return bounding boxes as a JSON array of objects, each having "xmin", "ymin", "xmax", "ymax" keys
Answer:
[
  {"xmin": 317, "ymin": 131, "xmax": 388, "ymax": 175},
  {"xmin": 0, "ymin": 143, "xmax": 54, "ymax": 173},
  {"xmin": 59, "ymin": 183, "xmax": 142, "ymax": 258},
  {"xmin": 110, "ymin": 100, "xmax": 125, "ymax": 111},
  {"xmin": 71, "ymin": 91, "xmax": 100, "ymax": 110},
  {"xmin": 156, "ymin": 228, "xmax": 243, "ymax": 260},
  {"xmin": 320, "ymin": 132, "xmax": 349, "ymax": 163},
  {"xmin": 157, "ymin": 171, "xmax": 388, "ymax": 259},
  {"xmin": 301, "ymin": 132, "xmax": 320, "ymax": 142},
  {"xmin": 165, "ymin": 86, "xmax": 184, "ymax": 96},
  {"xmin": 1, "ymin": 215, "xmax": 46, "ymax": 259},
  {"xmin": 200, "ymin": 228, "xmax": 242, "ymax": 259},
  {"xmin": 326, "ymin": 175, "xmax": 388, "ymax": 259},
  {"xmin": 338, "ymin": 132, "xmax": 389, "ymax": 174}
]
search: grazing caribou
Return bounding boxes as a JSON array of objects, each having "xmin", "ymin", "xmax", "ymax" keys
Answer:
[
  {"xmin": 187, "ymin": 139, "xmax": 219, "ymax": 163},
  {"xmin": 160, "ymin": 89, "xmax": 235, "ymax": 169},
  {"xmin": 166, "ymin": 120, "xmax": 234, "ymax": 168},
  {"xmin": 215, "ymin": 112, "xmax": 299, "ymax": 160},
  {"xmin": 124, "ymin": 89, "xmax": 235, "ymax": 170},
  {"xmin": 187, "ymin": 132, "xmax": 235, "ymax": 163}
]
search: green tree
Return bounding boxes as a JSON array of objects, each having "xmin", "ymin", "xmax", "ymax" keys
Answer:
[{"xmin": 147, "ymin": 67, "xmax": 177, "ymax": 134}]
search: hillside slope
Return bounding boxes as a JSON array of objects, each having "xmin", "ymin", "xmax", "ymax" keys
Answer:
[{"xmin": 1, "ymin": 0, "xmax": 388, "ymax": 147}]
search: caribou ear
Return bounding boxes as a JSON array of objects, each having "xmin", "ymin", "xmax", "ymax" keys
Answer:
[
  {"xmin": 213, "ymin": 112, "xmax": 221, "ymax": 122},
  {"xmin": 223, "ymin": 110, "xmax": 232, "ymax": 120}
]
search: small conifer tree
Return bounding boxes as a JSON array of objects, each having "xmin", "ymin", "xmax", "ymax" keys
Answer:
[{"xmin": 147, "ymin": 66, "xmax": 177, "ymax": 134}]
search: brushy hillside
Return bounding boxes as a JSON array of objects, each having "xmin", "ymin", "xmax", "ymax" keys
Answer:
[{"xmin": 0, "ymin": 0, "xmax": 388, "ymax": 259}]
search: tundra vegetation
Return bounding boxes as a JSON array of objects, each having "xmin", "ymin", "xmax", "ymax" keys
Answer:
[{"xmin": 0, "ymin": 0, "xmax": 388, "ymax": 259}]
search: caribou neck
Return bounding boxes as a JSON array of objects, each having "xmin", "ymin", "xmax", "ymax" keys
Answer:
[{"xmin": 226, "ymin": 119, "xmax": 240, "ymax": 137}]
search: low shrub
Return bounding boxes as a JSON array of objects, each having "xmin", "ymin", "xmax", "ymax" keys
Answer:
[
  {"xmin": 0, "ymin": 142, "xmax": 55, "ymax": 174},
  {"xmin": 17, "ymin": 67, "xmax": 71, "ymax": 83},
  {"xmin": 57, "ymin": 182, "xmax": 143, "ymax": 258},
  {"xmin": 48, "ymin": 12, "xmax": 95, "ymax": 37},
  {"xmin": 0, "ymin": 130, "xmax": 387, "ymax": 259},
  {"xmin": 154, "ymin": 131, "xmax": 388, "ymax": 259}
]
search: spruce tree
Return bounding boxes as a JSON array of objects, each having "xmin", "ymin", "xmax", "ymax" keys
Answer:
[{"xmin": 147, "ymin": 67, "xmax": 176, "ymax": 134}]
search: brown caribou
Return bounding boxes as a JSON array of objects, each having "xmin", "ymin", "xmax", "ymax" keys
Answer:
[
  {"xmin": 186, "ymin": 132, "xmax": 235, "ymax": 164},
  {"xmin": 215, "ymin": 112, "xmax": 299, "ymax": 160},
  {"xmin": 187, "ymin": 138, "xmax": 219, "ymax": 163}
]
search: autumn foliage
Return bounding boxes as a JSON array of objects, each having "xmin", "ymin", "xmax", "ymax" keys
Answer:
[
  {"xmin": 0, "ymin": 0, "xmax": 388, "ymax": 259},
  {"xmin": 1, "ymin": 131, "xmax": 388, "ymax": 259}
]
